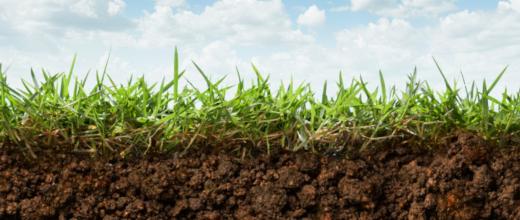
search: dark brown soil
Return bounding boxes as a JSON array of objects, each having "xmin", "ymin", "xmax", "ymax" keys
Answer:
[{"xmin": 2, "ymin": 134, "xmax": 520, "ymax": 219}]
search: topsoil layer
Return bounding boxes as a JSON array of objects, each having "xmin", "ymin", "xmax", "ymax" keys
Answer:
[{"xmin": 1, "ymin": 134, "xmax": 520, "ymax": 220}]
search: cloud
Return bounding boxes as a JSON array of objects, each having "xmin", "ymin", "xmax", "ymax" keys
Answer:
[
  {"xmin": 0, "ymin": 0, "xmax": 131, "ymax": 34},
  {"xmin": 136, "ymin": 0, "xmax": 313, "ymax": 48},
  {"xmin": 68, "ymin": 0, "xmax": 126, "ymax": 17},
  {"xmin": 297, "ymin": 5, "xmax": 326, "ymax": 27},
  {"xmin": 154, "ymin": 0, "xmax": 185, "ymax": 8},
  {"xmin": 70, "ymin": 0, "xmax": 99, "ymax": 18},
  {"xmin": 0, "ymin": 0, "xmax": 315, "ymax": 88},
  {"xmin": 349, "ymin": 0, "xmax": 397, "ymax": 11},
  {"xmin": 335, "ymin": 0, "xmax": 457, "ymax": 18},
  {"xmin": 108, "ymin": 0, "xmax": 126, "ymax": 16},
  {"xmin": 498, "ymin": 0, "xmax": 520, "ymax": 12},
  {"xmin": 335, "ymin": 18, "xmax": 428, "ymax": 68},
  {"xmin": 332, "ymin": 7, "xmax": 520, "ymax": 91},
  {"xmin": 1, "ymin": 0, "xmax": 520, "ymax": 95}
]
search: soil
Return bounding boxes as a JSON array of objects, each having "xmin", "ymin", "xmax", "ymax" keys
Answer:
[{"xmin": 1, "ymin": 133, "xmax": 520, "ymax": 219}]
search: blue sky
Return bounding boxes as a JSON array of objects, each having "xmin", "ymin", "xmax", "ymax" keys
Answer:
[{"xmin": 0, "ymin": 0, "xmax": 519, "ymax": 93}]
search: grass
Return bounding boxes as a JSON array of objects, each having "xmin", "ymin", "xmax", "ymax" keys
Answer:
[{"xmin": 1, "ymin": 50, "xmax": 519, "ymax": 158}]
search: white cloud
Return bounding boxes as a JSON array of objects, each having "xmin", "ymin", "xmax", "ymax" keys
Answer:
[
  {"xmin": 336, "ymin": 0, "xmax": 457, "ymax": 17},
  {"xmin": 155, "ymin": 0, "xmax": 185, "ymax": 8},
  {"xmin": 0, "ymin": 0, "xmax": 131, "ymax": 34},
  {"xmin": 498, "ymin": 0, "xmax": 520, "ymax": 12},
  {"xmin": 70, "ymin": 0, "xmax": 99, "ymax": 18},
  {"xmin": 0, "ymin": 0, "xmax": 315, "ymax": 88},
  {"xmin": 297, "ymin": 5, "xmax": 326, "ymax": 27},
  {"xmin": 1, "ymin": 0, "xmax": 520, "ymax": 96},
  {"xmin": 108, "ymin": 0, "xmax": 126, "ymax": 16},
  {"xmin": 336, "ymin": 18, "xmax": 428, "ymax": 68},
  {"xmin": 136, "ymin": 0, "xmax": 313, "ymax": 48},
  {"xmin": 349, "ymin": 0, "xmax": 397, "ymax": 11},
  {"xmin": 332, "ymin": 7, "xmax": 520, "ymax": 91}
]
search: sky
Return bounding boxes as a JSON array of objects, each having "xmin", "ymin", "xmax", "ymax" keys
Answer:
[{"xmin": 0, "ymin": 0, "xmax": 519, "ymax": 93}]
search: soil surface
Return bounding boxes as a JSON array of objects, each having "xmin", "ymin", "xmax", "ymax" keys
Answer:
[{"xmin": 2, "ymin": 133, "xmax": 520, "ymax": 219}]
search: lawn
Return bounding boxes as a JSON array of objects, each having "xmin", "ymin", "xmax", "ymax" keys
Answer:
[{"xmin": 1, "ymin": 50, "xmax": 517, "ymax": 158}]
